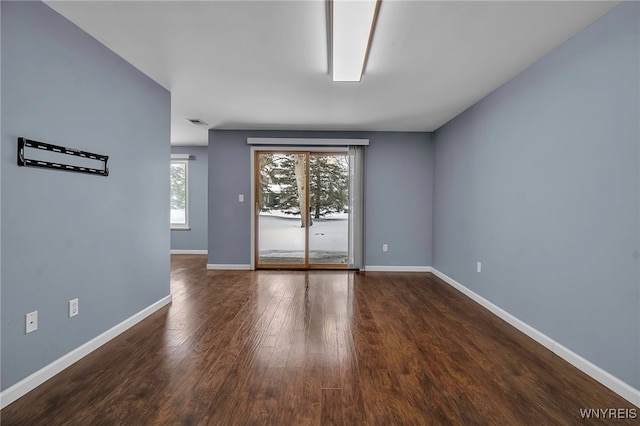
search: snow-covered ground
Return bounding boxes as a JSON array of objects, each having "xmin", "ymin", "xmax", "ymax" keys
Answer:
[
  {"xmin": 258, "ymin": 212, "xmax": 348, "ymax": 263},
  {"xmin": 170, "ymin": 209, "xmax": 185, "ymax": 224},
  {"xmin": 173, "ymin": 207, "xmax": 348, "ymax": 263},
  {"xmin": 260, "ymin": 210, "xmax": 348, "ymax": 220}
]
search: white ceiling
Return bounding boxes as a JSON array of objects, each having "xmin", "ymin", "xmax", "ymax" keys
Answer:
[{"xmin": 45, "ymin": 1, "xmax": 619, "ymax": 145}]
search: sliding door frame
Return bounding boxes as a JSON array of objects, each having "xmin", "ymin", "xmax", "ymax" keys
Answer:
[{"xmin": 251, "ymin": 146, "xmax": 349, "ymax": 270}]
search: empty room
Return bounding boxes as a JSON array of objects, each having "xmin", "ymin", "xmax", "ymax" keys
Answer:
[{"xmin": 1, "ymin": 0, "xmax": 638, "ymax": 424}]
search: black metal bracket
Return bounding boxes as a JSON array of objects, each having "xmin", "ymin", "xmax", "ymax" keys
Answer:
[{"xmin": 17, "ymin": 137, "xmax": 109, "ymax": 176}]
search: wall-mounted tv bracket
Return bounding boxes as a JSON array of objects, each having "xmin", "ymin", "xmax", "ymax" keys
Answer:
[{"xmin": 17, "ymin": 137, "xmax": 109, "ymax": 176}]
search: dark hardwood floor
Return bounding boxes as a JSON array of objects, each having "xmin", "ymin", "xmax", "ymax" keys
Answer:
[{"xmin": 2, "ymin": 255, "xmax": 636, "ymax": 425}]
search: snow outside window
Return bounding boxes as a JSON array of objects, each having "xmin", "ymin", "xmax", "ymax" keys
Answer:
[{"xmin": 170, "ymin": 159, "xmax": 189, "ymax": 229}]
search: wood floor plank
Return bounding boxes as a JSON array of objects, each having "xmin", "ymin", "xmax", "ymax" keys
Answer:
[
  {"xmin": 1, "ymin": 255, "xmax": 636, "ymax": 425},
  {"xmin": 321, "ymin": 388, "xmax": 344, "ymax": 426}
]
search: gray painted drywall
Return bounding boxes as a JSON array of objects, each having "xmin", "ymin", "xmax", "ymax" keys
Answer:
[
  {"xmin": 1, "ymin": 1, "xmax": 170, "ymax": 390},
  {"xmin": 0, "ymin": 1, "xmax": 3, "ymax": 381},
  {"xmin": 171, "ymin": 146, "xmax": 208, "ymax": 251},
  {"xmin": 208, "ymin": 130, "xmax": 253, "ymax": 265},
  {"xmin": 208, "ymin": 130, "xmax": 433, "ymax": 267},
  {"xmin": 433, "ymin": 1, "xmax": 639, "ymax": 389},
  {"xmin": 365, "ymin": 132, "xmax": 433, "ymax": 266}
]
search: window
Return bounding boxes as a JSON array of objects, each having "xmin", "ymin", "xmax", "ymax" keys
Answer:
[{"xmin": 170, "ymin": 156, "xmax": 189, "ymax": 229}]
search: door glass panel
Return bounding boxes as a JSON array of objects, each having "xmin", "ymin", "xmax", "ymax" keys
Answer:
[
  {"xmin": 308, "ymin": 153, "xmax": 349, "ymax": 265},
  {"xmin": 257, "ymin": 153, "xmax": 307, "ymax": 265}
]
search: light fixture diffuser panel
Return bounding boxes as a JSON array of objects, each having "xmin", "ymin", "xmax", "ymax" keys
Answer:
[{"xmin": 332, "ymin": 0, "xmax": 378, "ymax": 82}]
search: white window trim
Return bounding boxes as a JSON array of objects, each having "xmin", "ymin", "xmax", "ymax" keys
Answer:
[{"xmin": 171, "ymin": 155, "xmax": 190, "ymax": 230}]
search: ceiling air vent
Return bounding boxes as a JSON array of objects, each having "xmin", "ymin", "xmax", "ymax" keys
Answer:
[{"xmin": 187, "ymin": 118, "xmax": 208, "ymax": 126}]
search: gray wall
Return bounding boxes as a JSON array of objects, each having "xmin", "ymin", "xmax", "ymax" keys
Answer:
[
  {"xmin": 0, "ymin": 2, "xmax": 3, "ymax": 383},
  {"xmin": 171, "ymin": 146, "xmax": 208, "ymax": 251},
  {"xmin": 432, "ymin": 1, "xmax": 639, "ymax": 389},
  {"xmin": 1, "ymin": 1, "xmax": 171, "ymax": 390},
  {"xmin": 365, "ymin": 132, "xmax": 433, "ymax": 266},
  {"xmin": 208, "ymin": 130, "xmax": 433, "ymax": 267}
]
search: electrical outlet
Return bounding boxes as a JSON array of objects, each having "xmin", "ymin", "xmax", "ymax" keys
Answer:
[
  {"xmin": 26, "ymin": 311, "xmax": 38, "ymax": 333},
  {"xmin": 477, "ymin": 262, "xmax": 482, "ymax": 273},
  {"xmin": 69, "ymin": 298, "xmax": 79, "ymax": 317},
  {"xmin": 382, "ymin": 244, "xmax": 388, "ymax": 252},
  {"xmin": 238, "ymin": 194, "xmax": 244, "ymax": 202}
]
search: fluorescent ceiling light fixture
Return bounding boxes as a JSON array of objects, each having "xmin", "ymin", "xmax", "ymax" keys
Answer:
[{"xmin": 331, "ymin": 0, "xmax": 380, "ymax": 82}]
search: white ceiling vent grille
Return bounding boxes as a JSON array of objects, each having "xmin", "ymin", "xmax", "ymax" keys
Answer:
[{"xmin": 187, "ymin": 118, "xmax": 208, "ymax": 126}]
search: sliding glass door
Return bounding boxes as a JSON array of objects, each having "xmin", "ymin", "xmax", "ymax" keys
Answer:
[
  {"xmin": 255, "ymin": 151, "xmax": 349, "ymax": 269},
  {"xmin": 307, "ymin": 154, "xmax": 349, "ymax": 265},
  {"xmin": 256, "ymin": 153, "xmax": 307, "ymax": 265}
]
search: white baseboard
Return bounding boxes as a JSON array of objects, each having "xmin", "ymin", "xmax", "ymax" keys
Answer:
[
  {"xmin": 171, "ymin": 250, "xmax": 208, "ymax": 255},
  {"xmin": 430, "ymin": 268, "xmax": 640, "ymax": 408},
  {"xmin": 363, "ymin": 265, "xmax": 433, "ymax": 273},
  {"xmin": 0, "ymin": 295, "xmax": 172, "ymax": 409},
  {"xmin": 206, "ymin": 264, "xmax": 251, "ymax": 270}
]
